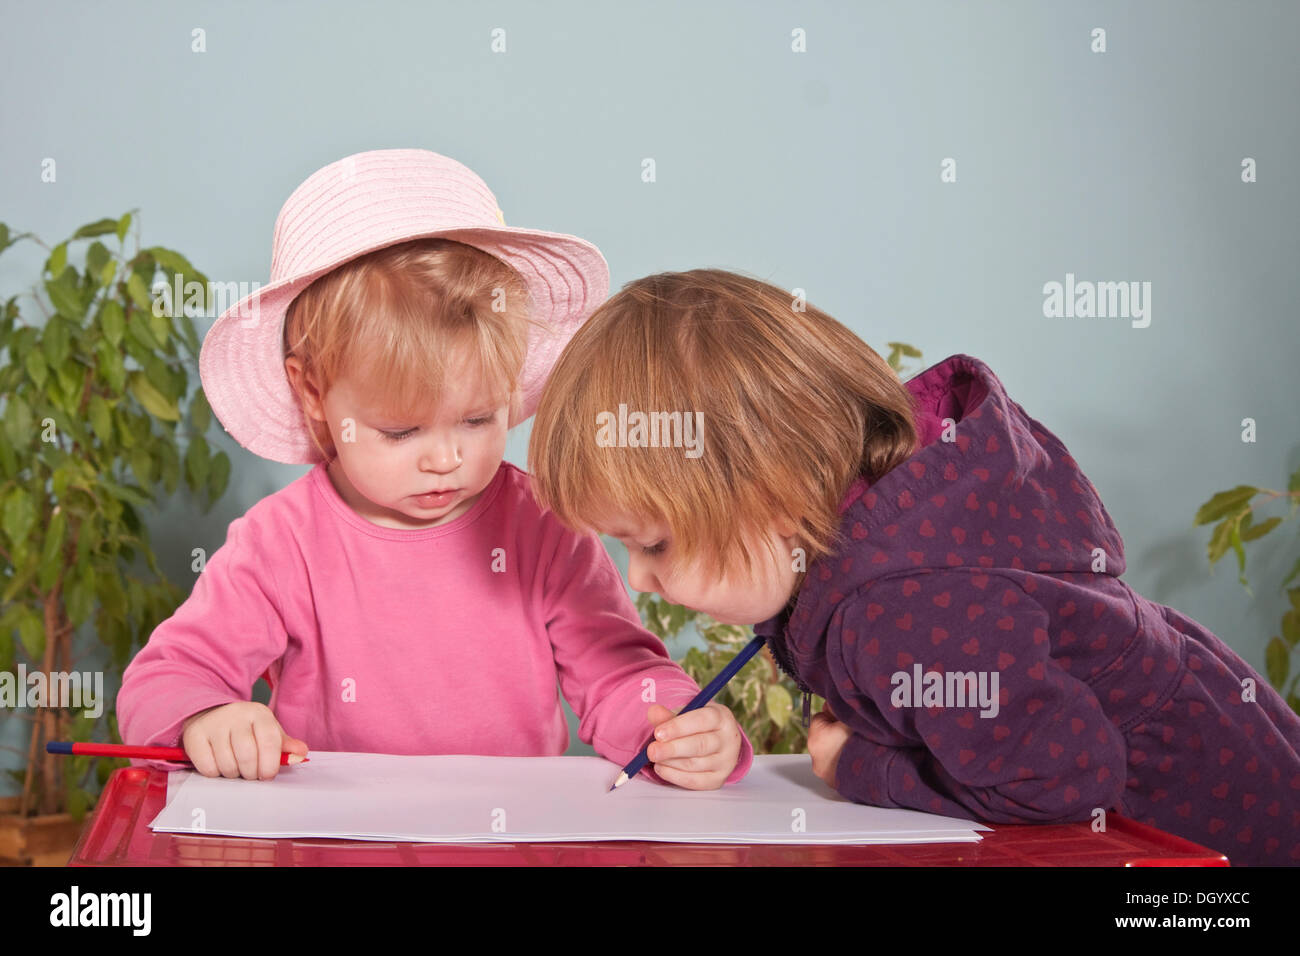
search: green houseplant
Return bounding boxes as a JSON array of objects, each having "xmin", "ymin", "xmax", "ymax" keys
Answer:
[
  {"xmin": 0, "ymin": 214, "xmax": 230, "ymax": 862},
  {"xmin": 634, "ymin": 343, "xmax": 925, "ymax": 753},
  {"xmin": 1194, "ymin": 469, "xmax": 1300, "ymax": 714}
]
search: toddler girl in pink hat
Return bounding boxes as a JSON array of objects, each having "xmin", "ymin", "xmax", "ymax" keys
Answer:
[{"xmin": 116, "ymin": 149, "xmax": 751, "ymax": 789}]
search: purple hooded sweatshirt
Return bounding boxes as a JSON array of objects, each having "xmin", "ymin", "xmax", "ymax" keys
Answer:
[{"xmin": 755, "ymin": 354, "xmax": 1300, "ymax": 866}]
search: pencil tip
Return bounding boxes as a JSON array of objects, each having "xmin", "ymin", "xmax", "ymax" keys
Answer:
[{"xmin": 610, "ymin": 772, "xmax": 628, "ymax": 791}]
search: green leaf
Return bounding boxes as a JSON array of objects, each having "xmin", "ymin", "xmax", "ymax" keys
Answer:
[
  {"xmin": 54, "ymin": 360, "xmax": 84, "ymax": 413},
  {"xmin": 176, "ymin": 312, "xmax": 201, "ymax": 355},
  {"xmin": 88, "ymin": 394, "xmax": 113, "ymax": 443},
  {"xmin": 0, "ymin": 222, "xmax": 9, "ymax": 252},
  {"xmin": 145, "ymin": 246, "xmax": 197, "ymax": 277},
  {"xmin": 765, "ymin": 683, "xmax": 793, "ymax": 729},
  {"xmin": 1194, "ymin": 486, "xmax": 1258, "ymax": 526},
  {"xmin": 23, "ymin": 348, "xmax": 47, "ymax": 389},
  {"xmin": 46, "ymin": 242, "xmax": 67, "ymax": 277},
  {"xmin": 1240, "ymin": 516, "xmax": 1282, "ymax": 542},
  {"xmin": 96, "ymin": 573, "xmax": 127, "ymax": 620},
  {"xmin": 99, "ymin": 300, "xmax": 125, "ymax": 346},
  {"xmin": 186, "ymin": 434, "xmax": 210, "ymax": 487},
  {"xmin": 1228, "ymin": 522, "xmax": 1247, "ymax": 585},
  {"xmin": 190, "ymin": 387, "xmax": 212, "ymax": 433},
  {"xmin": 144, "ymin": 354, "xmax": 179, "ymax": 401},
  {"xmin": 1283, "ymin": 610, "xmax": 1300, "ymax": 647},
  {"xmin": 73, "ymin": 218, "xmax": 120, "ymax": 239},
  {"xmin": 100, "ymin": 479, "xmax": 152, "ymax": 509},
  {"xmin": 158, "ymin": 439, "xmax": 179, "ymax": 494},
  {"xmin": 148, "ymin": 306, "xmax": 170, "ymax": 348},
  {"xmin": 18, "ymin": 608, "xmax": 45, "ymax": 660},
  {"xmin": 0, "ymin": 434, "xmax": 16, "ymax": 479},
  {"xmin": 739, "ymin": 673, "xmax": 762, "ymax": 717},
  {"xmin": 45, "ymin": 273, "xmax": 85, "ymax": 321},
  {"xmin": 96, "ymin": 339, "xmax": 125, "ymax": 393},
  {"xmin": 3, "ymin": 392, "xmax": 33, "ymax": 448},
  {"xmin": 85, "ymin": 240, "xmax": 110, "ymax": 278},
  {"xmin": 115, "ymin": 212, "xmax": 131, "ymax": 244},
  {"xmin": 37, "ymin": 507, "xmax": 68, "ymax": 592},
  {"xmin": 42, "ymin": 316, "xmax": 71, "ymax": 368},
  {"xmin": 128, "ymin": 371, "xmax": 179, "ymax": 421},
  {"xmin": 1207, "ymin": 512, "xmax": 1247, "ymax": 566},
  {"xmin": 887, "ymin": 341, "xmax": 923, "ymax": 358},
  {"xmin": 1265, "ymin": 636, "xmax": 1290, "ymax": 687},
  {"xmin": 65, "ymin": 565, "xmax": 95, "ymax": 627},
  {"xmin": 208, "ymin": 450, "xmax": 231, "ymax": 502},
  {"xmin": 3, "ymin": 485, "xmax": 37, "ymax": 546},
  {"xmin": 126, "ymin": 309, "xmax": 161, "ymax": 350},
  {"xmin": 125, "ymin": 273, "xmax": 152, "ymax": 311},
  {"xmin": 130, "ymin": 445, "xmax": 155, "ymax": 487}
]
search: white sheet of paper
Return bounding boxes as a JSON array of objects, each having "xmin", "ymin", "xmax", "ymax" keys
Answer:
[{"xmin": 149, "ymin": 752, "xmax": 990, "ymax": 845}]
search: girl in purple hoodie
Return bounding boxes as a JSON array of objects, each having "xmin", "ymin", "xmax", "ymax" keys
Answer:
[{"xmin": 528, "ymin": 268, "xmax": 1300, "ymax": 866}]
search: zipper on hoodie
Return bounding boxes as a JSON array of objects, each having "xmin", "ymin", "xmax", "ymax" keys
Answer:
[{"xmin": 765, "ymin": 629, "xmax": 815, "ymax": 729}]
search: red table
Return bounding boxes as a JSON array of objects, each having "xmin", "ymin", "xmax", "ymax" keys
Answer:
[{"xmin": 67, "ymin": 767, "xmax": 1231, "ymax": 866}]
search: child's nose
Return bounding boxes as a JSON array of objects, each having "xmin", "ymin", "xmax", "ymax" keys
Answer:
[
  {"xmin": 627, "ymin": 554, "xmax": 660, "ymax": 597},
  {"xmin": 419, "ymin": 438, "xmax": 462, "ymax": 473}
]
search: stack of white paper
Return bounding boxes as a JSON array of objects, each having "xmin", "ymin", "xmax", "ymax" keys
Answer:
[{"xmin": 149, "ymin": 752, "xmax": 990, "ymax": 845}]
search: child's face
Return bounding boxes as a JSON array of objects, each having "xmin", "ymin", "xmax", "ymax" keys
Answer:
[
  {"xmin": 600, "ymin": 516, "xmax": 803, "ymax": 626},
  {"xmin": 288, "ymin": 355, "xmax": 512, "ymax": 530}
]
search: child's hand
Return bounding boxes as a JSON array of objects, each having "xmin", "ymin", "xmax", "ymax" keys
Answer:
[
  {"xmin": 644, "ymin": 702, "xmax": 743, "ymax": 790},
  {"xmin": 180, "ymin": 701, "xmax": 309, "ymax": 780},
  {"xmin": 807, "ymin": 705, "xmax": 852, "ymax": 788}
]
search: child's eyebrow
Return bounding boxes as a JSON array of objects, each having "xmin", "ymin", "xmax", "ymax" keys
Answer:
[{"xmin": 366, "ymin": 401, "xmax": 502, "ymax": 426}]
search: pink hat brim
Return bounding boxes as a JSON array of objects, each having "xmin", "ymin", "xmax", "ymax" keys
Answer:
[{"xmin": 198, "ymin": 225, "xmax": 609, "ymax": 464}]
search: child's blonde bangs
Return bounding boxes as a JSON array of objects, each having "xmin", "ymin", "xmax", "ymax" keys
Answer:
[{"xmin": 283, "ymin": 239, "xmax": 541, "ymax": 456}]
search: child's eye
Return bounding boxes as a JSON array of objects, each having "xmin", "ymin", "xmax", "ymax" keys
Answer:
[
  {"xmin": 380, "ymin": 429, "xmax": 416, "ymax": 442},
  {"xmin": 641, "ymin": 541, "xmax": 666, "ymax": 556},
  {"xmin": 466, "ymin": 415, "xmax": 494, "ymax": 427}
]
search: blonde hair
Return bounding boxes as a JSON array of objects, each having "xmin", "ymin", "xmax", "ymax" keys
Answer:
[
  {"xmin": 283, "ymin": 238, "xmax": 541, "ymax": 461},
  {"xmin": 528, "ymin": 269, "xmax": 918, "ymax": 582}
]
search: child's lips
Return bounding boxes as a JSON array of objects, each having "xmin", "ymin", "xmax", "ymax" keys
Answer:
[{"xmin": 413, "ymin": 489, "xmax": 458, "ymax": 507}]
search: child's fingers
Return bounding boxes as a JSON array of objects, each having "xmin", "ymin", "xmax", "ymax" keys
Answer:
[
  {"xmin": 188, "ymin": 738, "xmax": 219, "ymax": 778},
  {"xmin": 652, "ymin": 706, "xmax": 723, "ymax": 743},
  {"xmin": 651, "ymin": 763, "xmax": 724, "ymax": 791},
  {"xmin": 651, "ymin": 753, "xmax": 718, "ymax": 772},
  {"xmin": 213, "ymin": 734, "xmax": 241, "ymax": 779},
  {"xmin": 650, "ymin": 730, "xmax": 722, "ymax": 763},
  {"xmin": 255, "ymin": 720, "xmax": 285, "ymax": 780},
  {"xmin": 232, "ymin": 726, "xmax": 261, "ymax": 780}
]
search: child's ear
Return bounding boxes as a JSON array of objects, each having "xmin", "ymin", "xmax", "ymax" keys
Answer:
[{"xmin": 284, "ymin": 355, "xmax": 326, "ymax": 422}]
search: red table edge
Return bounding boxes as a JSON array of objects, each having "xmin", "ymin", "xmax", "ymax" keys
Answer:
[{"xmin": 64, "ymin": 766, "xmax": 1232, "ymax": 866}]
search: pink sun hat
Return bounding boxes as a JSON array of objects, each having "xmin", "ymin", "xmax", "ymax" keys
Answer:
[{"xmin": 197, "ymin": 148, "xmax": 610, "ymax": 464}]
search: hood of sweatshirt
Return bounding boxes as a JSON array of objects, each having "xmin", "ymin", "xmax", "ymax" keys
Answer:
[{"xmin": 754, "ymin": 353, "xmax": 1127, "ymax": 716}]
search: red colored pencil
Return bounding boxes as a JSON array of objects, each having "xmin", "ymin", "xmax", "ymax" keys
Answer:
[{"xmin": 46, "ymin": 741, "xmax": 309, "ymax": 765}]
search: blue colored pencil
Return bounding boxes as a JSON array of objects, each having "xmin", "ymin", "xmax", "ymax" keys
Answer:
[{"xmin": 609, "ymin": 634, "xmax": 767, "ymax": 791}]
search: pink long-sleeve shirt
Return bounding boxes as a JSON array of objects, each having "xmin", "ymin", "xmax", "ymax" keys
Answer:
[{"xmin": 117, "ymin": 460, "xmax": 755, "ymax": 785}]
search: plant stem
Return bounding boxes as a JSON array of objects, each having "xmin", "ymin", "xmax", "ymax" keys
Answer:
[{"xmin": 39, "ymin": 589, "xmax": 61, "ymax": 814}]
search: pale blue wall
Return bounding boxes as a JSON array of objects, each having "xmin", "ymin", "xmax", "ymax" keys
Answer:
[{"xmin": 2, "ymin": 0, "xmax": 1297, "ymax": 786}]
